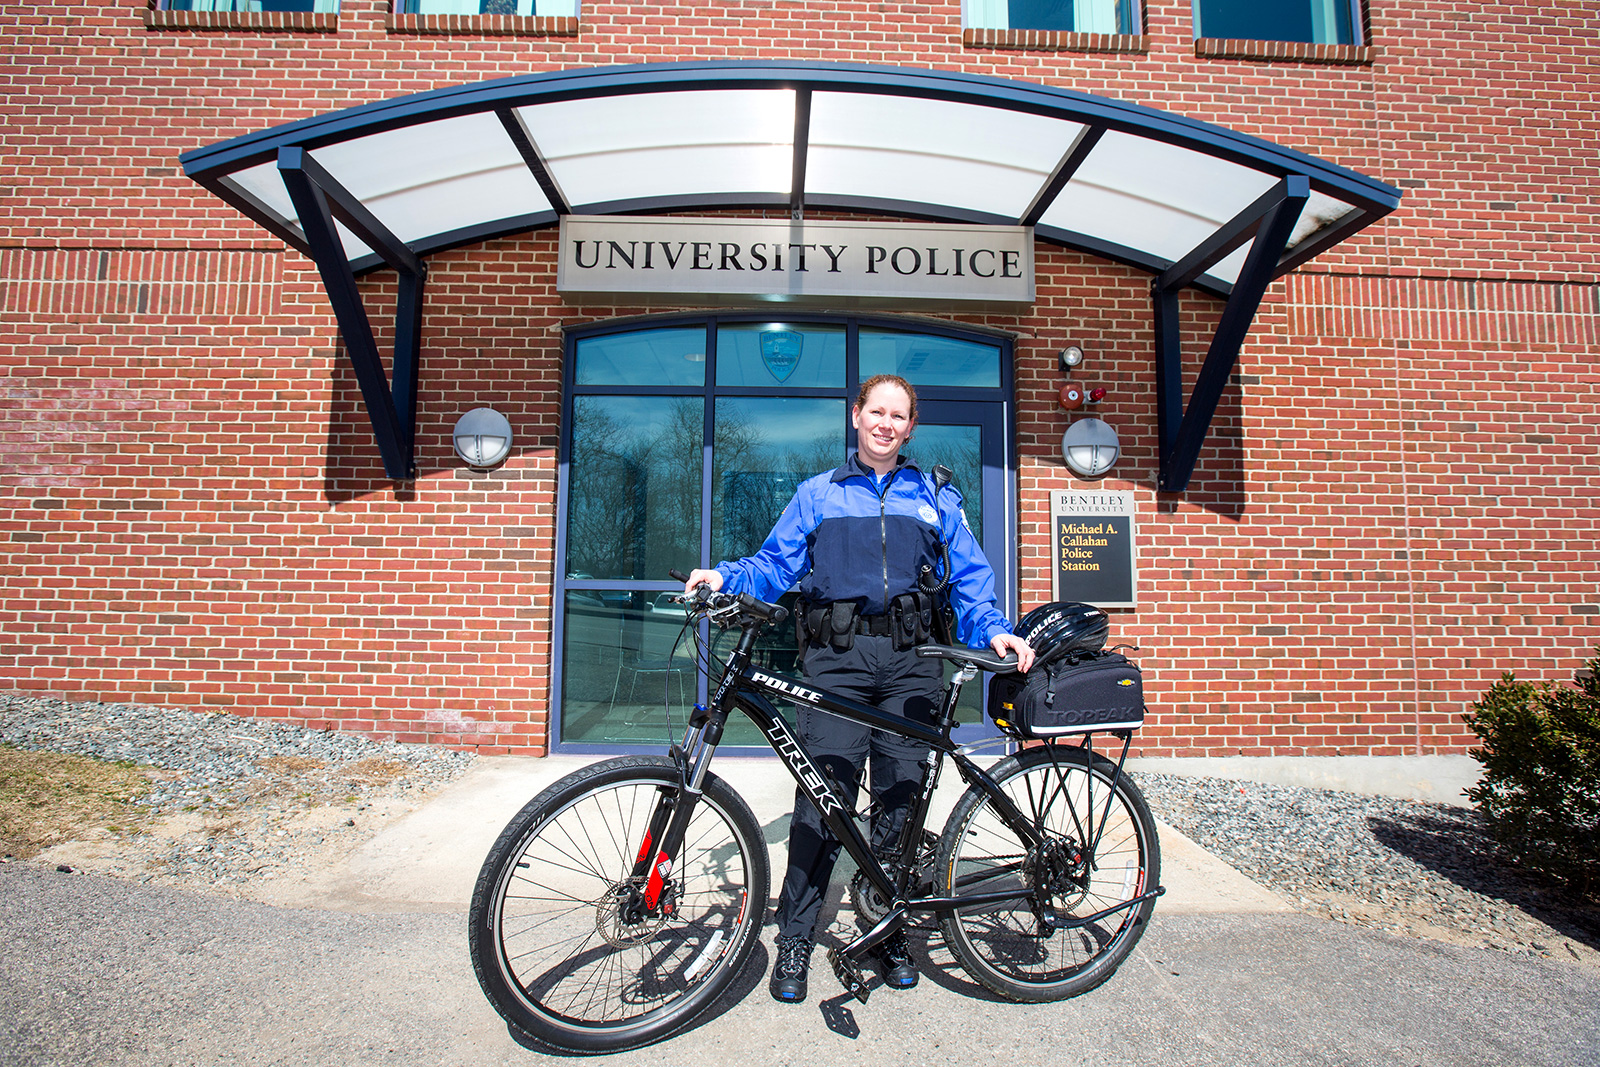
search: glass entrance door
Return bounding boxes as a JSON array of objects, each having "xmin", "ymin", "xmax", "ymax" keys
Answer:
[
  {"xmin": 555, "ymin": 315, "xmax": 1013, "ymax": 751},
  {"xmin": 902, "ymin": 401, "xmax": 1009, "ymax": 744}
]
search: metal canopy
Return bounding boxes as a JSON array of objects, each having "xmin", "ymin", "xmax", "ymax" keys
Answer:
[{"xmin": 181, "ymin": 61, "xmax": 1401, "ymax": 488}]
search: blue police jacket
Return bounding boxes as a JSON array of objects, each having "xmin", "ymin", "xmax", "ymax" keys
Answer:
[{"xmin": 714, "ymin": 452, "xmax": 1013, "ymax": 649}]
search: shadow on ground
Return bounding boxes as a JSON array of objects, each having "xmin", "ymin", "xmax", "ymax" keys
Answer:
[{"xmin": 1368, "ymin": 808, "xmax": 1600, "ymax": 952}]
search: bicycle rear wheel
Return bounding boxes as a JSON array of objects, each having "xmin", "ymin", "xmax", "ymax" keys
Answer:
[
  {"xmin": 469, "ymin": 756, "xmax": 769, "ymax": 1053},
  {"xmin": 935, "ymin": 743, "xmax": 1159, "ymax": 1001}
]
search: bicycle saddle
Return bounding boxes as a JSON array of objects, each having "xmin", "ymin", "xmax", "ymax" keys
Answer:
[{"xmin": 913, "ymin": 644, "xmax": 1021, "ymax": 674}]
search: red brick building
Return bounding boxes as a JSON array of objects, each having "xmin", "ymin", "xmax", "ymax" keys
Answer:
[{"xmin": 2, "ymin": 1, "xmax": 1595, "ymax": 757}]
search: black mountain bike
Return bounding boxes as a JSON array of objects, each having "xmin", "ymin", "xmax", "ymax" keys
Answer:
[{"xmin": 469, "ymin": 575, "xmax": 1162, "ymax": 1053}]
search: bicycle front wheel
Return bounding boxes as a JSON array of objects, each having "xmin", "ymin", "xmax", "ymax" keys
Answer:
[
  {"xmin": 468, "ymin": 756, "xmax": 769, "ymax": 1053},
  {"xmin": 935, "ymin": 743, "xmax": 1160, "ymax": 1001}
]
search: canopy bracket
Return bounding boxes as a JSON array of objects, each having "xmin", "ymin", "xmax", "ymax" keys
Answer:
[
  {"xmin": 790, "ymin": 88, "xmax": 812, "ymax": 221},
  {"xmin": 1152, "ymin": 175, "xmax": 1310, "ymax": 492},
  {"xmin": 278, "ymin": 147, "xmax": 425, "ymax": 481},
  {"xmin": 498, "ymin": 108, "xmax": 571, "ymax": 216},
  {"xmin": 1021, "ymin": 125, "xmax": 1104, "ymax": 227}
]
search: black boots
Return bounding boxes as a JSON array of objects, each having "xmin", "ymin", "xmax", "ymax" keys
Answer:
[
  {"xmin": 873, "ymin": 929, "xmax": 918, "ymax": 989},
  {"xmin": 769, "ymin": 934, "xmax": 813, "ymax": 1002},
  {"xmin": 771, "ymin": 929, "xmax": 917, "ymax": 1002}
]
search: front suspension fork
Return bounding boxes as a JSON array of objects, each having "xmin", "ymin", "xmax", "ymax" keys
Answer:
[{"xmin": 629, "ymin": 705, "xmax": 724, "ymax": 913}]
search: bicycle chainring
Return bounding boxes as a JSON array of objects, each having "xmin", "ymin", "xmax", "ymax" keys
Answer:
[
  {"xmin": 849, "ymin": 831, "xmax": 939, "ymax": 924},
  {"xmin": 849, "ymin": 870, "xmax": 892, "ymax": 925}
]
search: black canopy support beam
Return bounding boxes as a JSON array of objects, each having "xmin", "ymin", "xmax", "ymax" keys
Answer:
[
  {"xmin": 791, "ymin": 88, "xmax": 812, "ymax": 220},
  {"xmin": 1158, "ymin": 175, "xmax": 1308, "ymax": 293},
  {"xmin": 1153, "ymin": 175, "xmax": 1310, "ymax": 492},
  {"xmin": 1021, "ymin": 124, "xmax": 1104, "ymax": 227},
  {"xmin": 497, "ymin": 108, "xmax": 571, "ymax": 216},
  {"xmin": 278, "ymin": 147, "xmax": 424, "ymax": 481}
]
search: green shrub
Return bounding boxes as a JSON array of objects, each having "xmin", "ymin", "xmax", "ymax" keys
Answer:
[{"xmin": 1463, "ymin": 654, "xmax": 1600, "ymax": 896}]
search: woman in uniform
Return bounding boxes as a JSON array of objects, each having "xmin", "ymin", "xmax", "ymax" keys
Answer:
[{"xmin": 684, "ymin": 373, "xmax": 1034, "ymax": 1002}]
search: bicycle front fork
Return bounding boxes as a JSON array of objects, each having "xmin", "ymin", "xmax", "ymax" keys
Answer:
[{"xmin": 625, "ymin": 704, "xmax": 723, "ymax": 915}]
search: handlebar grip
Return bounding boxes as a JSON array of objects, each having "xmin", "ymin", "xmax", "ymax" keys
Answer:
[
  {"xmin": 734, "ymin": 592, "xmax": 786, "ymax": 623},
  {"xmin": 668, "ymin": 569, "xmax": 692, "ymax": 584}
]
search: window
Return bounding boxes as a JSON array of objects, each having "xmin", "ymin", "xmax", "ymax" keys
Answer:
[
  {"xmin": 1193, "ymin": 0, "xmax": 1361, "ymax": 45},
  {"xmin": 161, "ymin": 1, "xmax": 338, "ymax": 10},
  {"xmin": 965, "ymin": 0, "xmax": 1137, "ymax": 34},
  {"xmin": 398, "ymin": 0, "xmax": 578, "ymax": 14}
]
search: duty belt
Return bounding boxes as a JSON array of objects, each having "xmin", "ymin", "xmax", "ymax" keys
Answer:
[
  {"xmin": 798, "ymin": 595, "xmax": 934, "ymax": 652},
  {"xmin": 851, "ymin": 614, "xmax": 894, "ymax": 637}
]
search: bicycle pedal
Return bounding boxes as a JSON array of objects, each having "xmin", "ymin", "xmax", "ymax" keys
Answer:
[{"xmin": 826, "ymin": 947, "xmax": 872, "ymax": 1004}]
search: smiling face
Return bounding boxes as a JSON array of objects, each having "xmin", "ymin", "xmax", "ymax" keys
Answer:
[{"xmin": 852, "ymin": 379, "xmax": 916, "ymax": 474}]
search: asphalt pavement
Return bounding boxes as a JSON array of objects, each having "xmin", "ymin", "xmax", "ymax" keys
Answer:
[{"xmin": 3, "ymin": 754, "xmax": 1597, "ymax": 1066}]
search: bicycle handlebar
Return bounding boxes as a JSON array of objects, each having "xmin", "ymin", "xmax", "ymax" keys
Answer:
[{"xmin": 668, "ymin": 570, "xmax": 789, "ymax": 630}]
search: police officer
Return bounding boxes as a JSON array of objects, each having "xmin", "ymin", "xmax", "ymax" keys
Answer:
[{"xmin": 684, "ymin": 373, "xmax": 1034, "ymax": 1003}]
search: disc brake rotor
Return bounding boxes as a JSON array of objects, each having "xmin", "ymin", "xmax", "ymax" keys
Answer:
[{"xmin": 595, "ymin": 879, "xmax": 672, "ymax": 947}]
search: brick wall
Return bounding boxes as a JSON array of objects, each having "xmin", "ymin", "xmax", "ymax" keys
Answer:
[{"xmin": 2, "ymin": 1, "xmax": 1597, "ymax": 755}]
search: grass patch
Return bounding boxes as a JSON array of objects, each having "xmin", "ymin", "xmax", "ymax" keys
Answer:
[{"xmin": 0, "ymin": 744, "xmax": 154, "ymax": 859}]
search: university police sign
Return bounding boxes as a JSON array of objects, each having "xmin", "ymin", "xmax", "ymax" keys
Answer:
[{"xmin": 557, "ymin": 216, "xmax": 1034, "ymax": 308}]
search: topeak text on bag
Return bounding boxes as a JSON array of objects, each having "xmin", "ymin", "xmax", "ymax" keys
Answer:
[{"xmin": 986, "ymin": 649, "xmax": 1145, "ymax": 738}]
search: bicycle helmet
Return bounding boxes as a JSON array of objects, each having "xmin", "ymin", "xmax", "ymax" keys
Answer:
[{"xmin": 1014, "ymin": 601, "xmax": 1110, "ymax": 668}]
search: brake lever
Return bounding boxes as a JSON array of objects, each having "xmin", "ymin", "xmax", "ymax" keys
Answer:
[{"xmin": 668, "ymin": 568, "xmax": 716, "ymax": 610}]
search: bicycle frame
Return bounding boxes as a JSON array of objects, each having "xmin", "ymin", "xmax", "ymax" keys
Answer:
[{"xmin": 653, "ymin": 616, "xmax": 1097, "ymax": 967}]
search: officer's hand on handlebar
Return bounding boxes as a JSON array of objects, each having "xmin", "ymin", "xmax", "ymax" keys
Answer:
[
  {"xmin": 682, "ymin": 568, "xmax": 724, "ymax": 595},
  {"xmin": 990, "ymin": 632, "xmax": 1036, "ymax": 673}
]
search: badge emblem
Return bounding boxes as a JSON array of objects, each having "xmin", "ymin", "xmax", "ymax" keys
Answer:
[{"xmin": 760, "ymin": 330, "xmax": 802, "ymax": 383}]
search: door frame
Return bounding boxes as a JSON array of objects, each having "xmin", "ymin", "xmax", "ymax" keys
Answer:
[{"xmin": 552, "ymin": 312, "xmax": 1017, "ymax": 753}]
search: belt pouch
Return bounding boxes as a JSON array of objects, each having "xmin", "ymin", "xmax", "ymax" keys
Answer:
[{"xmin": 828, "ymin": 601, "xmax": 857, "ymax": 651}]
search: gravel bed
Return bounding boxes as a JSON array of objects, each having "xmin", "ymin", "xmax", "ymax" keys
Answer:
[
  {"xmin": 1, "ymin": 693, "xmax": 474, "ymax": 889},
  {"xmin": 1, "ymin": 694, "xmax": 473, "ymax": 816},
  {"xmin": 1137, "ymin": 771, "xmax": 1599, "ymax": 964}
]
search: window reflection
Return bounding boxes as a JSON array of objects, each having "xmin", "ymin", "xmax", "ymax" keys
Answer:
[
  {"xmin": 566, "ymin": 396, "xmax": 702, "ymax": 581},
  {"xmin": 574, "ymin": 327, "xmax": 707, "ymax": 387},
  {"xmin": 965, "ymin": 0, "xmax": 1137, "ymax": 34},
  {"xmin": 859, "ymin": 327, "xmax": 1001, "ymax": 389},
  {"xmin": 712, "ymin": 397, "xmax": 846, "ymax": 563},
  {"xmin": 901, "ymin": 423, "xmax": 983, "ymax": 540},
  {"xmin": 715, "ymin": 323, "xmax": 846, "ymax": 388},
  {"xmin": 561, "ymin": 316, "xmax": 1005, "ymax": 748},
  {"xmin": 1193, "ymin": 0, "xmax": 1357, "ymax": 45},
  {"xmin": 561, "ymin": 591, "xmax": 699, "ymax": 745},
  {"xmin": 399, "ymin": 0, "xmax": 579, "ymax": 16}
]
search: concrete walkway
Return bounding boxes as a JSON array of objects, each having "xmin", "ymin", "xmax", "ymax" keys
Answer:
[{"xmin": 308, "ymin": 753, "xmax": 1297, "ymax": 916}]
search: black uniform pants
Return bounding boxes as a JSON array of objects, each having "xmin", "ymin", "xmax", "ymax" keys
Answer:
[{"xmin": 773, "ymin": 633, "xmax": 944, "ymax": 940}]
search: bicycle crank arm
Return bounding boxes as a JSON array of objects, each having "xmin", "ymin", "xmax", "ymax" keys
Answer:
[{"xmin": 826, "ymin": 947, "xmax": 872, "ymax": 1005}]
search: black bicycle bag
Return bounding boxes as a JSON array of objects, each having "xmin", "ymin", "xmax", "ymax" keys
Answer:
[{"xmin": 986, "ymin": 649, "xmax": 1145, "ymax": 738}]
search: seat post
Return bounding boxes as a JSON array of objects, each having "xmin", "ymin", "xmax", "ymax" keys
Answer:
[{"xmin": 936, "ymin": 662, "xmax": 980, "ymax": 730}]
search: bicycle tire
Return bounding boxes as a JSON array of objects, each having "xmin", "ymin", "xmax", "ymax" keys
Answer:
[
  {"xmin": 934, "ymin": 744, "xmax": 1160, "ymax": 1001},
  {"xmin": 468, "ymin": 756, "xmax": 769, "ymax": 1053}
]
